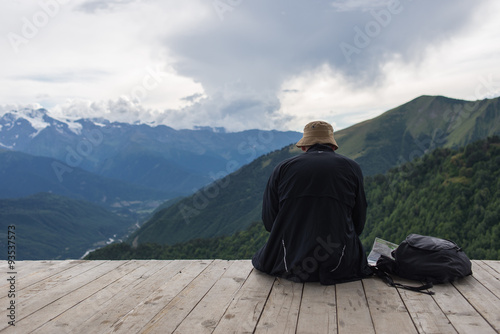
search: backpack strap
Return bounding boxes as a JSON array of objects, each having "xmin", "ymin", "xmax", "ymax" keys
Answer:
[{"xmin": 371, "ymin": 266, "xmax": 435, "ymax": 295}]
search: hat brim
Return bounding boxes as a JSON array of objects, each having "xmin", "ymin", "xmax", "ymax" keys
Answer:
[{"xmin": 296, "ymin": 136, "xmax": 338, "ymax": 149}]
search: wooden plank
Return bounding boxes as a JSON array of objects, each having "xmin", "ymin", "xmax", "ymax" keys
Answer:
[
  {"xmin": 136, "ymin": 260, "xmax": 230, "ymax": 334},
  {"xmin": 214, "ymin": 269, "xmax": 275, "ymax": 334},
  {"xmin": 17, "ymin": 260, "xmax": 107, "ymax": 297},
  {"xmin": 336, "ymin": 280, "xmax": 374, "ymax": 334},
  {"xmin": 395, "ymin": 278, "xmax": 457, "ymax": 334},
  {"xmin": 33, "ymin": 260, "xmax": 164, "ymax": 333},
  {"xmin": 482, "ymin": 260, "xmax": 500, "ymax": 277},
  {"xmin": 0, "ymin": 260, "xmax": 498, "ymax": 334},
  {"xmin": 173, "ymin": 260, "xmax": 254, "ymax": 333},
  {"xmin": 14, "ymin": 260, "xmax": 110, "ymax": 299},
  {"xmin": 2, "ymin": 261, "xmax": 58, "ymax": 280},
  {"xmin": 254, "ymin": 278, "xmax": 303, "ymax": 334},
  {"xmin": 363, "ymin": 277, "xmax": 418, "ymax": 334},
  {"xmin": 296, "ymin": 282, "xmax": 336, "ymax": 334},
  {"xmin": 13, "ymin": 261, "xmax": 137, "ymax": 333},
  {"xmin": 431, "ymin": 281, "xmax": 497, "ymax": 334},
  {"xmin": 452, "ymin": 275, "xmax": 500, "ymax": 332},
  {"xmin": 15, "ymin": 261, "xmax": 120, "ymax": 320},
  {"xmin": 471, "ymin": 261, "xmax": 500, "ymax": 299},
  {"xmin": 31, "ymin": 260, "xmax": 168, "ymax": 333},
  {"xmin": 0, "ymin": 261, "xmax": 56, "ymax": 290},
  {"xmin": 81, "ymin": 260, "xmax": 204, "ymax": 334},
  {"xmin": 16, "ymin": 260, "xmax": 64, "ymax": 273},
  {"xmin": 0, "ymin": 260, "xmax": 109, "ymax": 331},
  {"xmin": 0, "ymin": 260, "xmax": 83, "ymax": 292}
]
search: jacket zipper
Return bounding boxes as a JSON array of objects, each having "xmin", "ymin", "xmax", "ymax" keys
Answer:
[
  {"xmin": 282, "ymin": 238, "xmax": 289, "ymax": 272},
  {"xmin": 330, "ymin": 244, "xmax": 346, "ymax": 272}
]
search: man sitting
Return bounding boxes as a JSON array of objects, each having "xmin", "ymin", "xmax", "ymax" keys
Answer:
[{"xmin": 252, "ymin": 120, "xmax": 372, "ymax": 284}]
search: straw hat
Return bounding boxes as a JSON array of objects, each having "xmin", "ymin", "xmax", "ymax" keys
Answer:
[{"xmin": 296, "ymin": 121, "xmax": 338, "ymax": 149}]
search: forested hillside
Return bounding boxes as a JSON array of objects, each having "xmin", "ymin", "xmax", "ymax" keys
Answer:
[
  {"xmin": 0, "ymin": 193, "xmax": 135, "ymax": 259},
  {"xmin": 362, "ymin": 136, "xmax": 500, "ymax": 259},
  {"xmin": 85, "ymin": 222, "xmax": 267, "ymax": 260},
  {"xmin": 86, "ymin": 136, "xmax": 500, "ymax": 260}
]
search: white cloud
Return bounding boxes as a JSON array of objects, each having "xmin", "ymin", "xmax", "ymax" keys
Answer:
[
  {"xmin": 330, "ymin": 0, "xmax": 400, "ymax": 12},
  {"xmin": 277, "ymin": 0, "xmax": 500, "ymax": 131},
  {"xmin": 1, "ymin": 0, "xmax": 499, "ymax": 132},
  {"xmin": 0, "ymin": 0, "xmax": 207, "ymax": 112}
]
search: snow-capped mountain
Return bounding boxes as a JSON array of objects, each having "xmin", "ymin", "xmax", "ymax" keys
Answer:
[
  {"xmin": 0, "ymin": 108, "xmax": 302, "ymax": 197},
  {"xmin": 0, "ymin": 108, "xmax": 85, "ymax": 149}
]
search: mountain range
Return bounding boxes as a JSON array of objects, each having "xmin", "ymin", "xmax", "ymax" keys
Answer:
[
  {"xmin": 0, "ymin": 108, "xmax": 301, "ymax": 259},
  {"xmin": 2, "ymin": 94, "xmax": 499, "ymax": 260},
  {"xmin": 129, "ymin": 95, "xmax": 500, "ymax": 246},
  {"xmin": 0, "ymin": 108, "xmax": 301, "ymax": 197}
]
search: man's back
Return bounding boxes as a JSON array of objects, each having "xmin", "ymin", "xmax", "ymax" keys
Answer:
[
  {"xmin": 274, "ymin": 146, "xmax": 363, "ymax": 221},
  {"xmin": 252, "ymin": 123, "xmax": 372, "ymax": 284}
]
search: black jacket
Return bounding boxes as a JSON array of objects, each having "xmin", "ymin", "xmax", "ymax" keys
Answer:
[{"xmin": 252, "ymin": 144, "xmax": 372, "ymax": 284}]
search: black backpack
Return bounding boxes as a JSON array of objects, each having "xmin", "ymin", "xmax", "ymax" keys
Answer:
[{"xmin": 372, "ymin": 234, "xmax": 473, "ymax": 294}]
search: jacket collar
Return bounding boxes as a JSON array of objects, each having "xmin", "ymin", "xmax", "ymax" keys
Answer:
[{"xmin": 306, "ymin": 144, "xmax": 335, "ymax": 152}]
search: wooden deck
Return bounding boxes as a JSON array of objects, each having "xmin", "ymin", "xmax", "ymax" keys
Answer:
[{"xmin": 1, "ymin": 260, "xmax": 499, "ymax": 333}]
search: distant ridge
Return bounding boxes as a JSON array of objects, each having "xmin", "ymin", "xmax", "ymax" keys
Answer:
[
  {"xmin": 335, "ymin": 95, "xmax": 500, "ymax": 175},
  {"xmin": 0, "ymin": 150, "xmax": 170, "ymax": 209}
]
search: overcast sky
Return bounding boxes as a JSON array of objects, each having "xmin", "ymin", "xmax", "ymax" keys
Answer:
[{"xmin": 1, "ymin": 0, "xmax": 500, "ymax": 132}]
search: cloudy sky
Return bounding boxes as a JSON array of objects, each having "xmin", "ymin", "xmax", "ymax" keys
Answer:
[{"xmin": 1, "ymin": 0, "xmax": 500, "ymax": 132}]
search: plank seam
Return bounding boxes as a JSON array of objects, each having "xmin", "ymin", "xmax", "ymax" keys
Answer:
[
  {"xmin": 395, "ymin": 283, "xmax": 434, "ymax": 334},
  {"xmin": 472, "ymin": 260, "xmax": 500, "ymax": 299},
  {"xmin": 84, "ymin": 260, "xmax": 197, "ymax": 333},
  {"xmin": 12, "ymin": 260, "xmax": 89, "ymax": 292},
  {"xmin": 451, "ymin": 275, "xmax": 498, "ymax": 333},
  {"xmin": 213, "ymin": 264, "xmax": 256, "ymax": 333},
  {"xmin": 28, "ymin": 260, "xmax": 140, "ymax": 333},
  {"xmin": 360, "ymin": 279, "xmax": 376, "ymax": 333},
  {"xmin": 252, "ymin": 276, "xmax": 276, "ymax": 334},
  {"xmin": 134, "ymin": 259, "xmax": 222, "ymax": 333},
  {"xmin": 482, "ymin": 261, "xmax": 500, "ymax": 276},
  {"xmin": 170, "ymin": 260, "xmax": 226, "ymax": 333},
  {"xmin": 293, "ymin": 282, "xmax": 305, "ymax": 334},
  {"xmin": 3, "ymin": 260, "xmax": 114, "ymax": 327}
]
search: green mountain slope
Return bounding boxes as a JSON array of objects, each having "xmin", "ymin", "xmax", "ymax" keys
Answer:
[
  {"xmin": 361, "ymin": 136, "xmax": 500, "ymax": 259},
  {"xmin": 129, "ymin": 95, "xmax": 500, "ymax": 246},
  {"xmin": 128, "ymin": 145, "xmax": 301, "ymax": 245},
  {"xmin": 0, "ymin": 193, "xmax": 136, "ymax": 260},
  {"xmin": 86, "ymin": 136, "xmax": 500, "ymax": 260},
  {"xmin": 335, "ymin": 95, "xmax": 500, "ymax": 175}
]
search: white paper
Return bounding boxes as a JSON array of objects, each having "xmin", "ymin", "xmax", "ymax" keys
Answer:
[{"xmin": 367, "ymin": 237, "xmax": 399, "ymax": 266}]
